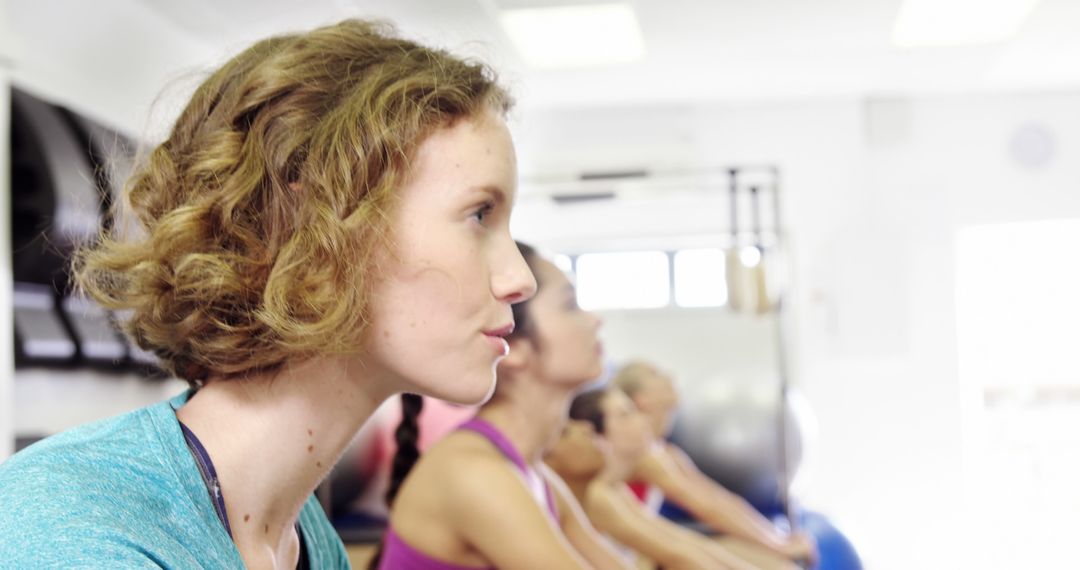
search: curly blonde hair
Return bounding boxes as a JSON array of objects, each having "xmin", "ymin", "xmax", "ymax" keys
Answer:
[{"xmin": 73, "ymin": 19, "xmax": 511, "ymax": 385}]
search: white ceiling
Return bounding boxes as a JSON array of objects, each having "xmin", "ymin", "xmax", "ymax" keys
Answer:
[{"xmin": 135, "ymin": 0, "xmax": 1080, "ymax": 109}]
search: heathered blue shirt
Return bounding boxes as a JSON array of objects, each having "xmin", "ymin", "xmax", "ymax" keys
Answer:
[{"xmin": 0, "ymin": 390, "xmax": 350, "ymax": 569}]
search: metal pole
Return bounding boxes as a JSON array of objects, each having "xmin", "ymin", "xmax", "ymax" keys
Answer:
[
  {"xmin": 728, "ymin": 168, "xmax": 739, "ymax": 247},
  {"xmin": 768, "ymin": 167, "xmax": 800, "ymax": 538}
]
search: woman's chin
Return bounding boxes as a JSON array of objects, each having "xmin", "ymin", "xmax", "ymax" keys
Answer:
[
  {"xmin": 586, "ymin": 362, "xmax": 605, "ymax": 383},
  {"xmin": 433, "ymin": 375, "xmax": 497, "ymax": 407}
]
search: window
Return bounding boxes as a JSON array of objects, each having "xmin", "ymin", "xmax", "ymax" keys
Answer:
[
  {"xmin": 575, "ymin": 251, "xmax": 669, "ymax": 310},
  {"xmin": 955, "ymin": 220, "xmax": 1080, "ymax": 567},
  {"xmin": 552, "ymin": 253, "xmax": 573, "ymax": 274},
  {"xmin": 673, "ymin": 248, "xmax": 727, "ymax": 307}
]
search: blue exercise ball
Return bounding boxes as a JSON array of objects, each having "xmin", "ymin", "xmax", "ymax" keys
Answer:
[{"xmin": 773, "ymin": 510, "xmax": 862, "ymax": 570}]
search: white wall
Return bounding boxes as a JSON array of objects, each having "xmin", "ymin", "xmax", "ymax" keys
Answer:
[
  {"xmin": 597, "ymin": 308, "xmax": 779, "ymax": 391},
  {"xmin": 7, "ymin": 0, "xmax": 215, "ymax": 138},
  {"xmin": 14, "ymin": 371, "xmax": 187, "ymax": 438},
  {"xmin": 848, "ymin": 93, "xmax": 1080, "ymax": 570},
  {"xmin": 511, "ymin": 92, "xmax": 1080, "ymax": 569},
  {"xmin": 1, "ymin": 0, "xmax": 14, "ymax": 460}
]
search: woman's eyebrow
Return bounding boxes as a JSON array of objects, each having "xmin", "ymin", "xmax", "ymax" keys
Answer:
[{"xmin": 468, "ymin": 184, "xmax": 508, "ymax": 205}]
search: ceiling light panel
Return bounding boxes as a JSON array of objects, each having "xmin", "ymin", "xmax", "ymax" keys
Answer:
[
  {"xmin": 892, "ymin": 0, "xmax": 1041, "ymax": 47},
  {"xmin": 499, "ymin": 3, "xmax": 646, "ymax": 68}
]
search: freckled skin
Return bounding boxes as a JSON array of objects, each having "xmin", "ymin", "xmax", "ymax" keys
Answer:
[{"xmin": 360, "ymin": 111, "xmax": 533, "ymax": 406}]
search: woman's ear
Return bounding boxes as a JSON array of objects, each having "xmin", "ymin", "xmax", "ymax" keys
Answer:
[{"xmin": 498, "ymin": 336, "xmax": 533, "ymax": 370}]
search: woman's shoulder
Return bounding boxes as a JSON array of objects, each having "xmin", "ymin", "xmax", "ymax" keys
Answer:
[
  {"xmin": 0, "ymin": 396, "xmax": 225, "ymax": 561},
  {"xmin": 389, "ymin": 429, "xmax": 530, "ymax": 549},
  {"xmin": 410, "ymin": 429, "xmax": 507, "ymax": 484},
  {"xmin": 400, "ymin": 429, "xmax": 531, "ymax": 512},
  {"xmin": 2, "ymin": 402, "xmax": 164, "ymax": 482},
  {"xmin": 0, "ymin": 401, "xmax": 238, "ymax": 565}
]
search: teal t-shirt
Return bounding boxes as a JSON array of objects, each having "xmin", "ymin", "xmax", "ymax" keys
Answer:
[{"xmin": 0, "ymin": 390, "xmax": 350, "ymax": 568}]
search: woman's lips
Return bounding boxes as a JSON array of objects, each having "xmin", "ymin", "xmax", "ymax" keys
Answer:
[
  {"xmin": 484, "ymin": 335, "xmax": 510, "ymax": 356},
  {"xmin": 483, "ymin": 323, "xmax": 515, "ymax": 337},
  {"xmin": 483, "ymin": 323, "xmax": 514, "ymax": 357}
]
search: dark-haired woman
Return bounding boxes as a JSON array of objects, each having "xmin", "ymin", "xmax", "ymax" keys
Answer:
[
  {"xmin": 0, "ymin": 20, "xmax": 534, "ymax": 568},
  {"xmin": 548, "ymin": 389, "xmax": 797, "ymax": 570},
  {"xmin": 376, "ymin": 247, "xmax": 630, "ymax": 569}
]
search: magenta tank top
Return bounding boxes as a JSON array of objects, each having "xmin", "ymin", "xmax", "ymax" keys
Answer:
[{"xmin": 378, "ymin": 417, "xmax": 559, "ymax": 570}]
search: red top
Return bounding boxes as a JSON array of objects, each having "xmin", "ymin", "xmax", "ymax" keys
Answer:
[{"xmin": 626, "ymin": 481, "xmax": 650, "ymax": 502}]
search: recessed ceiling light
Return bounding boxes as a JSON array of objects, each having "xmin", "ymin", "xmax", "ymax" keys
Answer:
[
  {"xmin": 499, "ymin": 3, "xmax": 645, "ymax": 68},
  {"xmin": 892, "ymin": 0, "xmax": 1041, "ymax": 47}
]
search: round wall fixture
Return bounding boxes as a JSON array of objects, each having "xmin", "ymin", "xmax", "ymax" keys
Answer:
[{"xmin": 1009, "ymin": 123, "xmax": 1056, "ymax": 169}]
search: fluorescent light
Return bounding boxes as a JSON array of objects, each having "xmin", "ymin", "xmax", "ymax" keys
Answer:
[
  {"xmin": 738, "ymin": 246, "xmax": 762, "ymax": 268},
  {"xmin": 499, "ymin": 3, "xmax": 645, "ymax": 68},
  {"xmin": 892, "ymin": 0, "xmax": 1041, "ymax": 47}
]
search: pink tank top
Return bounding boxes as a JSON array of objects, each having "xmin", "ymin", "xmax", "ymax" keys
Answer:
[{"xmin": 378, "ymin": 417, "xmax": 559, "ymax": 569}]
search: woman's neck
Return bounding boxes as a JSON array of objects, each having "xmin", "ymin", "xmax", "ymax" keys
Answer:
[
  {"xmin": 475, "ymin": 373, "xmax": 577, "ymax": 465},
  {"xmin": 175, "ymin": 355, "xmax": 395, "ymax": 567},
  {"xmin": 558, "ymin": 471, "xmax": 594, "ymax": 506},
  {"xmin": 596, "ymin": 453, "xmax": 638, "ymax": 486}
]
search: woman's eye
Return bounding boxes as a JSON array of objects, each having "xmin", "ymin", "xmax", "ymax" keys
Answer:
[{"xmin": 471, "ymin": 202, "xmax": 495, "ymax": 225}]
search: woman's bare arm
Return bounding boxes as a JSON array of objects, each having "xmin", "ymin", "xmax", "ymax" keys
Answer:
[
  {"xmin": 446, "ymin": 454, "xmax": 595, "ymax": 570},
  {"xmin": 635, "ymin": 444, "xmax": 810, "ymax": 561},
  {"xmin": 584, "ymin": 480, "xmax": 738, "ymax": 570},
  {"xmin": 662, "ymin": 443, "xmax": 816, "ymax": 565},
  {"xmin": 540, "ymin": 465, "xmax": 633, "ymax": 570}
]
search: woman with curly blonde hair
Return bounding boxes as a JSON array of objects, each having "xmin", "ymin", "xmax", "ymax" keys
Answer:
[{"xmin": 0, "ymin": 19, "xmax": 535, "ymax": 568}]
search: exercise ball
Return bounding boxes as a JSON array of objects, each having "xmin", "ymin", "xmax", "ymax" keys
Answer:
[
  {"xmin": 773, "ymin": 510, "xmax": 863, "ymax": 570},
  {"xmin": 670, "ymin": 376, "xmax": 813, "ymax": 514}
]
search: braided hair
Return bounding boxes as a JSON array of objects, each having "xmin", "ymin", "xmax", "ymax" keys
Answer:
[
  {"xmin": 385, "ymin": 393, "xmax": 424, "ymax": 510},
  {"xmin": 367, "ymin": 392, "xmax": 422, "ymax": 569}
]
